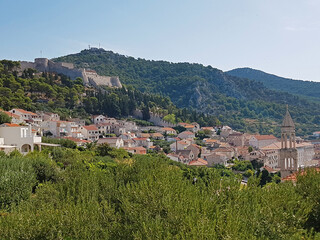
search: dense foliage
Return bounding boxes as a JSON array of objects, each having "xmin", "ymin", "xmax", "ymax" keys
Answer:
[
  {"xmin": 0, "ymin": 147, "xmax": 320, "ymax": 239},
  {"xmin": 0, "ymin": 60, "xmax": 219, "ymax": 126},
  {"xmin": 54, "ymin": 49, "xmax": 320, "ymax": 135}
]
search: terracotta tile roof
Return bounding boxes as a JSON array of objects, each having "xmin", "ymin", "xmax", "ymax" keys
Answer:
[
  {"xmin": 83, "ymin": 125, "xmax": 98, "ymax": 131},
  {"xmin": 189, "ymin": 158, "xmax": 208, "ymax": 166},
  {"xmin": 282, "ymin": 168, "xmax": 320, "ymax": 182},
  {"xmin": 2, "ymin": 123, "xmax": 20, "ymax": 127},
  {"xmin": 204, "ymin": 139, "xmax": 217, "ymax": 143},
  {"xmin": 13, "ymin": 109, "xmax": 37, "ymax": 116},
  {"xmin": 151, "ymin": 133, "xmax": 163, "ymax": 137},
  {"xmin": 133, "ymin": 137, "xmax": 148, "ymax": 141},
  {"xmin": 179, "ymin": 131, "xmax": 194, "ymax": 135},
  {"xmin": 263, "ymin": 165, "xmax": 278, "ymax": 174},
  {"xmin": 162, "ymin": 127, "xmax": 175, "ymax": 131},
  {"xmin": 202, "ymin": 127, "xmax": 214, "ymax": 130},
  {"xmin": 0, "ymin": 110, "xmax": 20, "ymax": 119},
  {"xmin": 190, "ymin": 144, "xmax": 201, "ymax": 149},
  {"xmin": 184, "ymin": 125, "xmax": 195, "ymax": 128},
  {"xmin": 124, "ymin": 146, "xmax": 147, "ymax": 154},
  {"xmin": 178, "ymin": 141, "xmax": 189, "ymax": 145},
  {"xmin": 253, "ymin": 135, "xmax": 277, "ymax": 140},
  {"xmin": 140, "ymin": 133, "xmax": 151, "ymax": 138}
]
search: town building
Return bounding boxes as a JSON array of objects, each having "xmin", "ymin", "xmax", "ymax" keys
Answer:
[
  {"xmin": 80, "ymin": 125, "xmax": 99, "ymax": 141},
  {"xmin": 161, "ymin": 127, "xmax": 177, "ymax": 135},
  {"xmin": 97, "ymin": 137, "xmax": 124, "ymax": 149},
  {"xmin": 249, "ymin": 135, "xmax": 278, "ymax": 149},
  {"xmin": 41, "ymin": 120, "xmax": 79, "ymax": 138},
  {"xmin": 10, "ymin": 109, "xmax": 42, "ymax": 125},
  {"xmin": 178, "ymin": 131, "xmax": 195, "ymax": 140},
  {"xmin": 0, "ymin": 123, "xmax": 42, "ymax": 153}
]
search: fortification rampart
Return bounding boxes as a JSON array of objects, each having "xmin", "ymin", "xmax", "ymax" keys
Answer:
[
  {"xmin": 19, "ymin": 58, "xmax": 121, "ymax": 88},
  {"xmin": 133, "ymin": 110, "xmax": 177, "ymax": 127}
]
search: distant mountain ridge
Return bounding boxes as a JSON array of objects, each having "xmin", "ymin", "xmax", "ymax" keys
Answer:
[{"xmin": 226, "ymin": 68, "xmax": 320, "ymax": 101}]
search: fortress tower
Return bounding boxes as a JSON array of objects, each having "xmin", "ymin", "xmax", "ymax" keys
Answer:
[{"xmin": 280, "ymin": 105, "xmax": 298, "ymax": 178}]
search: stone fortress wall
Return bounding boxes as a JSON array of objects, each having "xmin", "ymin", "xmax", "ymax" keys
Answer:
[
  {"xmin": 19, "ymin": 58, "xmax": 121, "ymax": 88},
  {"xmin": 84, "ymin": 70, "xmax": 122, "ymax": 88}
]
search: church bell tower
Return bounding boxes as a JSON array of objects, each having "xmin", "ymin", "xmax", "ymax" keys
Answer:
[{"xmin": 280, "ymin": 105, "xmax": 298, "ymax": 178}]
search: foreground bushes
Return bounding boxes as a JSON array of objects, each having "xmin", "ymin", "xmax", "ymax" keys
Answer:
[{"xmin": 0, "ymin": 149, "xmax": 320, "ymax": 239}]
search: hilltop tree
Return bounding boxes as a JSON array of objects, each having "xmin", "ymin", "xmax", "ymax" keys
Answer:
[{"xmin": 0, "ymin": 112, "xmax": 11, "ymax": 124}]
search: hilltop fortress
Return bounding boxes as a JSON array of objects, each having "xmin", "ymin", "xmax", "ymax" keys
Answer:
[{"xmin": 19, "ymin": 58, "xmax": 122, "ymax": 88}]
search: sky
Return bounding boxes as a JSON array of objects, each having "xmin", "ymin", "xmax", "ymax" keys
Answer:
[{"xmin": 1, "ymin": 0, "xmax": 320, "ymax": 81}]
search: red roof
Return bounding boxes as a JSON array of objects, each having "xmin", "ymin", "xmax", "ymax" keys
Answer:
[
  {"xmin": 13, "ymin": 109, "xmax": 37, "ymax": 116},
  {"xmin": 189, "ymin": 158, "xmax": 208, "ymax": 166},
  {"xmin": 282, "ymin": 168, "xmax": 320, "ymax": 182},
  {"xmin": 162, "ymin": 127, "xmax": 175, "ymax": 131},
  {"xmin": 263, "ymin": 166, "xmax": 278, "ymax": 174},
  {"xmin": 83, "ymin": 125, "xmax": 98, "ymax": 131},
  {"xmin": 202, "ymin": 127, "xmax": 214, "ymax": 130},
  {"xmin": 180, "ymin": 131, "xmax": 194, "ymax": 135},
  {"xmin": 124, "ymin": 146, "xmax": 147, "ymax": 154},
  {"xmin": 2, "ymin": 123, "xmax": 20, "ymax": 127},
  {"xmin": 133, "ymin": 137, "xmax": 148, "ymax": 141},
  {"xmin": 1, "ymin": 110, "xmax": 20, "ymax": 119},
  {"xmin": 253, "ymin": 135, "xmax": 277, "ymax": 140}
]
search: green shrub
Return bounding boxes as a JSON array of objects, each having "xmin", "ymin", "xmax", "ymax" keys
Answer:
[{"xmin": 0, "ymin": 156, "xmax": 37, "ymax": 209}]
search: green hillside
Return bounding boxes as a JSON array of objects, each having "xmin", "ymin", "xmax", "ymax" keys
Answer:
[
  {"xmin": 54, "ymin": 49, "xmax": 320, "ymax": 135},
  {"xmin": 0, "ymin": 60, "xmax": 218, "ymax": 126},
  {"xmin": 227, "ymin": 67, "xmax": 320, "ymax": 102}
]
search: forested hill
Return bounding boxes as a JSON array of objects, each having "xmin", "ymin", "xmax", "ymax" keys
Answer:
[
  {"xmin": 54, "ymin": 48, "xmax": 320, "ymax": 135},
  {"xmin": 54, "ymin": 49, "xmax": 303, "ymax": 108},
  {"xmin": 227, "ymin": 68, "xmax": 320, "ymax": 101}
]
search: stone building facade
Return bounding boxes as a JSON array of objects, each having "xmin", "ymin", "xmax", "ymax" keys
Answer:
[{"xmin": 279, "ymin": 106, "xmax": 298, "ymax": 178}]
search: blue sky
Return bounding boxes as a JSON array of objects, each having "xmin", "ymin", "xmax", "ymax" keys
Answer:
[{"xmin": 1, "ymin": 0, "xmax": 320, "ymax": 81}]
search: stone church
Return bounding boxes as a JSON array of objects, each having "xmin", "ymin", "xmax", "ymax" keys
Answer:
[{"xmin": 279, "ymin": 106, "xmax": 317, "ymax": 178}]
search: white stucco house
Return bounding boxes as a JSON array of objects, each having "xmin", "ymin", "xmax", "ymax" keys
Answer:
[
  {"xmin": 0, "ymin": 123, "xmax": 42, "ymax": 154},
  {"xmin": 97, "ymin": 137, "xmax": 124, "ymax": 149}
]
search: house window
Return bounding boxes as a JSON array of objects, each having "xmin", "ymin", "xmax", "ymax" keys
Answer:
[{"xmin": 21, "ymin": 128, "xmax": 27, "ymax": 138}]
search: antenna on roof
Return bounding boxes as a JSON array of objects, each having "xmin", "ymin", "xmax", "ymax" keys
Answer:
[
  {"xmin": 88, "ymin": 45, "xmax": 91, "ymax": 49},
  {"xmin": 99, "ymin": 43, "xmax": 100, "ymax": 48},
  {"xmin": 40, "ymin": 50, "xmax": 42, "ymax": 57}
]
